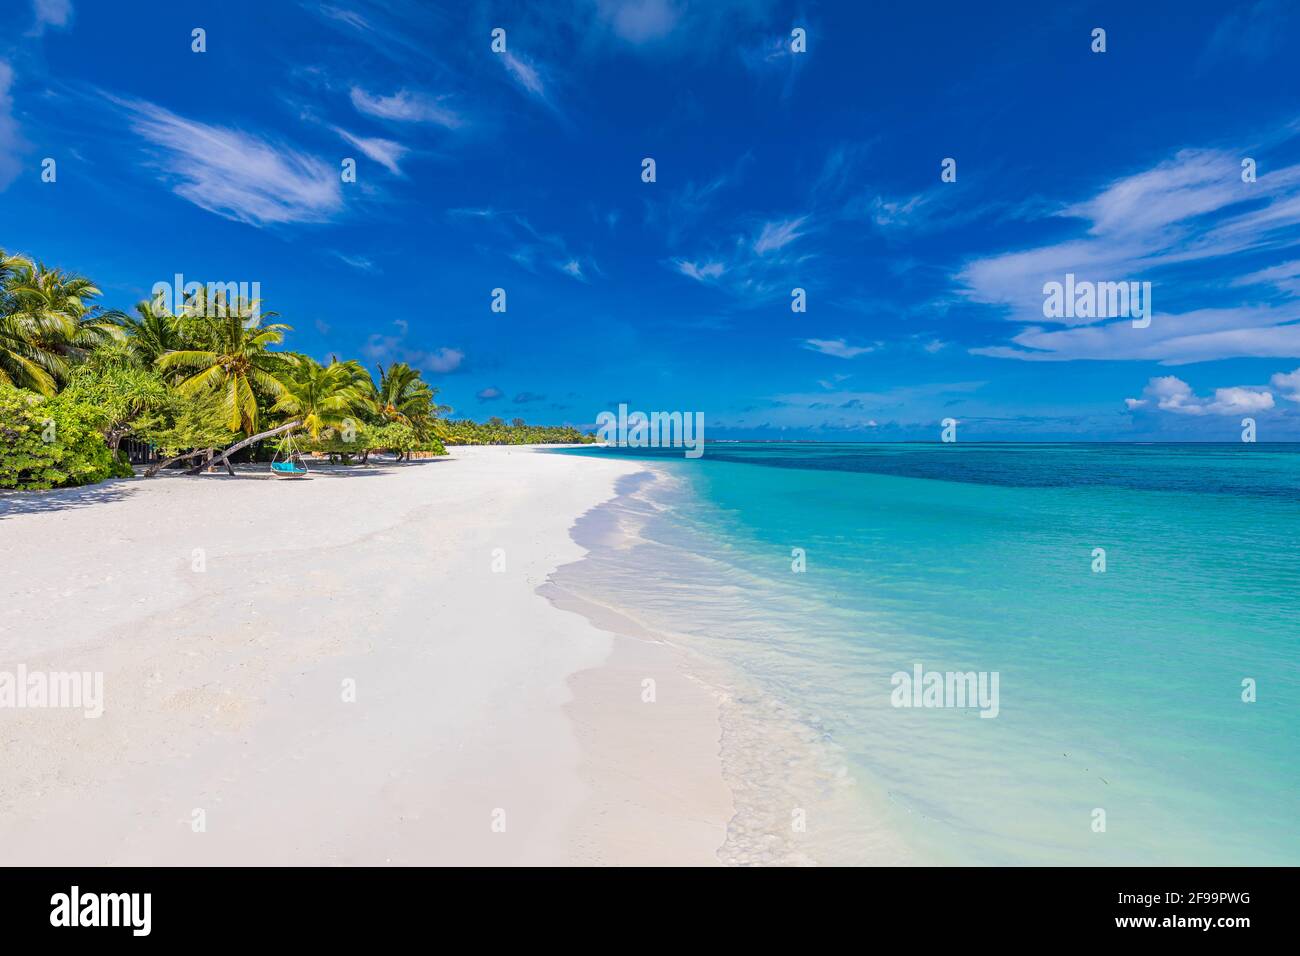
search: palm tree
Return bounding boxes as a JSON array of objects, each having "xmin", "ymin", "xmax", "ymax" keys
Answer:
[
  {"xmin": 375, "ymin": 362, "xmax": 449, "ymax": 437},
  {"xmin": 0, "ymin": 250, "xmax": 117, "ymax": 394},
  {"xmin": 114, "ymin": 299, "xmax": 182, "ymax": 366},
  {"xmin": 188, "ymin": 358, "xmax": 372, "ymax": 475},
  {"xmin": 156, "ymin": 305, "xmax": 294, "ymax": 434},
  {"xmin": 0, "ymin": 250, "xmax": 64, "ymax": 392},
  {"xmin": 3, "ymin": 257, "xmax": 122, "ymax": 364},
  {"xmin": 271, "ymin": 359, "xmax": 372, "ymax": 439}
]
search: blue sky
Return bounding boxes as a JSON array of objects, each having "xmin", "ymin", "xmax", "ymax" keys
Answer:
[{"xmin": 3, "ymin": 0, "xmax": 1300, "ymax": 439}]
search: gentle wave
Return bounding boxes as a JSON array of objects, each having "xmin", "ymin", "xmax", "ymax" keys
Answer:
[{"xmin": 546, "ymin": 445, "xmax": 1300, "ymax": 865}]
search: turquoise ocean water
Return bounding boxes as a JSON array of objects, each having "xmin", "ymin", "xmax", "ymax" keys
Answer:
[{"xmin": 550, "ymin": 443, "xmax": 1300, "ymax": 865}]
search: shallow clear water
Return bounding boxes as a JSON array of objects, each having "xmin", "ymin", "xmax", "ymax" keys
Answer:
[{"xmin": 550, "ymin": 443, "xmax": 1300, "ymax": 865}]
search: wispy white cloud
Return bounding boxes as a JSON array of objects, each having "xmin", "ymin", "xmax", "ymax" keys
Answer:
[
  {"xmin": 738, "ymin": 27, "xmax": 810, "ymax": 101},
  {"xmin": 592, "ymin": 0, "xmax": 679, "ymax": 43},
  {"xmin": 1201, "ymin": 0, "xmax": 1293, "ymax": 68},
  {"xmin": 447, "ymin": 207, "xmax": 596, "ymax": 282},
  {"xmin": 1124, "ymin": 375, "xmax": 1274, "ymax": 416},
  {"xmin": 1235, "ymin": 259, "xmax": 1300, "ymax": 296},
  {"xmin": 644, "ymin": 159, "xmax": 750, "ymax": 246},
  {"xmin": 334, "ymin": 127, "xmax": 408, "ymax": 175},
  {"xmin": 446, "ymin": 206, "xmax": 496, "ymax": 219},
  {"xmin": 956, "ymin": 139, "xmax": 1300, "ymax": 364},
  {"xmin": 753, "ymin": 216, "xmax": 808, "ymax": 254},
  {"xmin": 27, "ymin": 0, "xmax": 72, "ymax": 36},
  {"xmin": 349, "ymin": 86, "xmax": 462, "ymax": 128},
  {"xmin": 740, "ymin": 33, "xmax": 795, "ymax": 70},
  {"xmin": 116, "ymin": 97, "xmax": 342, "ymax": 226},
  {"xmin": 306, "ymin": 1, "xmax": 451, "ymax": 67},
  {"xmin": 501, "ymin": 51, "xmax": 547, "ymax": 100},
  {"xmin": 960, "ymin": 149, "xmax": 1300, "ymax": 326},
  {"xmin": 582, "ymin": 0, "xmax": 777, "ymax": 55},
  {"xmin": 333, "ymin": 252, "xmax": 377, "ymax": 272},
  {"xmin": 0, "ymin": 61, "xmax": 25, "ymax": 191},
  {"xmin": 972, "ymin": 303, "xmax": 1300, "ymax": 366},
  {"xmin": 803, "ymin": 338, "xmax": 874, "ymax": 359},
  {"xmin": 318, "ymin": 3, "xmax": 370, "ymax": 32},
  {"xmin": 668, "ymin": 205, "xmax": 812, "ymax": 302},
  {"xmin": 867, "ymin": 193, "xmax": 928, "ymax": 229},
  {"xmin": 651, "ymin": 158, "xmax": 808, "ymax": 303},
  {"xmin": 673, "ymin": 259, "xmax": 725, "ymax": 281}
]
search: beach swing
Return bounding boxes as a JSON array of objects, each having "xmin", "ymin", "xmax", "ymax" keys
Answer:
[{"xmin": 271, "ymin": 431, "xmax": 310, "ymax": 479}]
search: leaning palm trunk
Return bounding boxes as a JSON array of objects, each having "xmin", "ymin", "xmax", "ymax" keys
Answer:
[
  {"xmin": 144, "ymin": 448, "xmax": 212, "ymax": 477},
  {"xmin": 185, "ymin": 420, "xmax": 302, "ymax": 475}
]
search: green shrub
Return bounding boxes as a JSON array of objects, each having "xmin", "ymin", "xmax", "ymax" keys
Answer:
[
  {"xmin": 109, "ymin": 450, "xmax": 135, "ymax": 479},
  {"xmin": 0, "ymin": 383, "xmax": 124, "ymax": 489}
]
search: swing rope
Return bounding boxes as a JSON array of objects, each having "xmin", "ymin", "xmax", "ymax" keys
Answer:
[{"xmin": 271, "ymin": 429, "xmax": 309, "ymax": 474}]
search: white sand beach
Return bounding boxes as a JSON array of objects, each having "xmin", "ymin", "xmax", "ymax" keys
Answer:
[{"xmin": 0, "ymin": 447, "xmax": 732, "ymax": 865}]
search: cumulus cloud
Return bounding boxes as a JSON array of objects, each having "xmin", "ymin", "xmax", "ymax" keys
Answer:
[
  {"xmin": 803, "ymin": 338, "xmax": 874, "ymax": 359},
  {"xmin": 423, "ymin": 347, "xmax": 464, "ymax": 373},
  {"xmin": 1125, "ymin": 375, "xmax": 1274, "ymax": 416},
  {"xmin": 1269, "ymin": 367, "xmax": 1300, "ymax": 401},
  {"xmin": 363, "ymin": 320, "xmax": 464, "ymax": 375},
  {"xmin": 476, "ymin": 387, "xmax": 503, "ymax": 401}
]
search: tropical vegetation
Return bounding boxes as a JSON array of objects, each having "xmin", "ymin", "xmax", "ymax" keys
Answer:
[
  {"xmin": 0, "ymin": 248, "xmax": 592, "ymax": 490},
  {"xmin": 433, "ymin": 417, "xmax": 590, "ymax": 446}
]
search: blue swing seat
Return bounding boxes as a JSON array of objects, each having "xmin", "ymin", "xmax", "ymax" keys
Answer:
[{"xmin": 271, "ymin": 461, "xmax": 308, "ymax": 476}]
